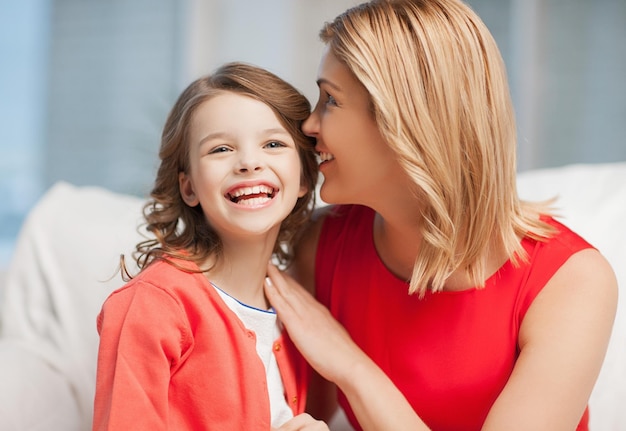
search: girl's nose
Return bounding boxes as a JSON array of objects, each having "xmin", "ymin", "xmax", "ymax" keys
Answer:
[{"xmin": 236, "ymin": 152, "xmax": 264, "ymax": 173}]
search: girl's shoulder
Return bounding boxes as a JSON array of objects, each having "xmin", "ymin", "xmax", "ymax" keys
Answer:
[{"xmin": 109, "ymin": 257, "xmax": 203, "ymax": 302}]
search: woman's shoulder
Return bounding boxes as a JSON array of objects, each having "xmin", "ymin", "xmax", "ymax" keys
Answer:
[
  {"xmin": 514, "ymin": 216, "xmax": 597, "ymax": 299},
  {"xmin": 540, "ymin": 215, "xmax": 594, "ymax": 251},
  {"xmin": 520, "ymin": 216, "xmax": 618, "ymax": 341},
  {"xmin": 540, "ymin": 214, "xmax": 617, "ymax": 301},
  {"xmin": 291, "ymin": 205, "xmax": 371, "ymax": 294},
  {"xmin": 290, "ymin": 207, "xmax": 331, "ymax": 294}
]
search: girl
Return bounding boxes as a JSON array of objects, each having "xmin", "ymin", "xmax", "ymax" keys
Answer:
[
  {"xmin": 93, "ymin": 62, "xmax": 324, "ymax": 430},
  {"xmin": 265, "ymin": 1, "xmax": 618, "ymax": 430}
]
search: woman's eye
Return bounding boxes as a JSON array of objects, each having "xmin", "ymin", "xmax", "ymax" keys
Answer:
[
  {"xmin": 265, "ymin": 140, "xmax": 285, "ymax": 149},
  {"xmin": 326, "ymin": 94, "xmax": 337, "ymax": 106}
]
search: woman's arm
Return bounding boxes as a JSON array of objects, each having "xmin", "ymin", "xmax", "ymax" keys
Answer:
[
  {"xmin": 265, "ymin": 264, "xmax": 429, "ymax": 431},
  {"xmin": 287, "ymin": 207, "xmax": 339, "ymax": 422},
  {"xmin": 482, "ymin": 248, "xmax": 617, "ymax": 430},
  {"xmin": 267, "ymin": 247, "xmax": 617, "ymax": 431}
]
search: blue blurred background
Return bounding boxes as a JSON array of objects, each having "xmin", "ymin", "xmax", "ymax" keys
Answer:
[{"xmin": 1, "ymin": 0, "xmax": 625, "ymax": 268}]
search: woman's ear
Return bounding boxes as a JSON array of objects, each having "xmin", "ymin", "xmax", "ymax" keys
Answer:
[{"xmin": 179, "ymin": 172, "xmax": 199, "ymax": 207}]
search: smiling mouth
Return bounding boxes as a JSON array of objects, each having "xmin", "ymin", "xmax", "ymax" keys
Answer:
[
  {"xmin": 318, "ymin": 151, "xmax": 335, "ymax": 164},
  {"xmin": 227, "ymin": 185, "xmax": 276, "ymax": 205}
]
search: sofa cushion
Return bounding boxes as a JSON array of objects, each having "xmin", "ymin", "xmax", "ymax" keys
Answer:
[{"xmin": 0, "ymin": 181, "xmax": 146, "ymax": 430}]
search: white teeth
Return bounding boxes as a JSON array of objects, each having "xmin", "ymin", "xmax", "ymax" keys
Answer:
[
  {"xmin": 229, "ymin": 185, "xmax": 274, "ymax": 199},
  {"xmin": 236, "ymin": 196, "xmax": 271, "ymax": 206},
  {"xmin": 318, "ymin": 152, "xmax": 335, "ymax": 162}
]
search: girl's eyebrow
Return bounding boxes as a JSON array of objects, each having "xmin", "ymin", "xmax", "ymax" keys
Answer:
[
  {"xmin": 198, "ymin": 131, "xmax": 230, "ymax": 147},
  {"xmin": 261, "ymin": 128, "xmax": 291, "ymax": 137}
]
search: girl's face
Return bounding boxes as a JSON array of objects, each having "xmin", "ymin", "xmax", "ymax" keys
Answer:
[
  {"xmin": 303, "ymin": 46, "xmax": 405, "ymax": 208},
  {"xmin": 179, "ymin": 92, "xmax": 307, "ymax": 242}
]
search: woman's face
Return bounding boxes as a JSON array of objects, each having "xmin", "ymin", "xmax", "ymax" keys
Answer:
[{"xmin": 303, "ymin": 46, "xmax": 405, "ymax": 208}]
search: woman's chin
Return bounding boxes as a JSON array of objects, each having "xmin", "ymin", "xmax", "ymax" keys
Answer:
[{"xmin": 319, "ymin": 183, "xmax": 342, "ymax": 205}]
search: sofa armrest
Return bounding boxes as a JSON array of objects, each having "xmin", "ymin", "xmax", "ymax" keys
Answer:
[{"xmin": 0, "ymin": 181, "xmax": 146, "ymax": 430}]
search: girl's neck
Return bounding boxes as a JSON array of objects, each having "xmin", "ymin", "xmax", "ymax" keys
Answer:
[{"xmin": 202, "ymin": 235, "xmax": 276, "ymax": 310}]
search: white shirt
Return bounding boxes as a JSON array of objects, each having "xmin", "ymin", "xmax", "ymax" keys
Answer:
[{"xmin": 212, "ymin": 283, "xmax": 294, "ymax": 427}]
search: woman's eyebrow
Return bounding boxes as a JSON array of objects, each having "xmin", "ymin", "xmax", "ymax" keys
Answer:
[{"xmin": 316, "ymin": 78, "xmax": 341, "ymax": 92}]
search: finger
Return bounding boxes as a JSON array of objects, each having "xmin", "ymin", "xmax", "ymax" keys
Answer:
[
  {"xmin": 274, "ymin": 413, "xmax": 329, "ymax": 431},
  {"xmin": 266, "ymin": 263, "xmax": 291, "ymax": 297},
  {"xmin": 267, "ymin": 264, "xmax": 315, "ymax": 308},
  {"xmin": 266, "ymin": 265, "xmax": 303, "ymax": 314},
  {"xmin": 264, "ymin": 275, "xmax": 284, "ymax": 310},
  {"xmin": 265, "ymin": 266, "xmax": 298, "ymax": 319}
]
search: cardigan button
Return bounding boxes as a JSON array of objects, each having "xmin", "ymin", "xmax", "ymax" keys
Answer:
[
  {"xmin": 273, "ymin": 342, "xmax": 281, "ymax": 351},
  {"xmin": 292, "ymin": 396, "xmax": 297, "ymax": 404}
]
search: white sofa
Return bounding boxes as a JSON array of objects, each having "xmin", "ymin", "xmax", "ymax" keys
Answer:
[{"xmin": 0, "ymin": 162, "xmax": 624, "ymax": 431}]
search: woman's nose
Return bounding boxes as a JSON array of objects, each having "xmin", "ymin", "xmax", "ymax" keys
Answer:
[{"xmin": 302, "ymin": 110, "xmax": 319, "ymax": 137}]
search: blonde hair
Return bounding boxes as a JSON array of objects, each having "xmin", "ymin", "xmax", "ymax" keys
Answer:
[
  {"xmin": 321, "ymin": 0, "xmax": 554, "ymax": 296},
  {"xmin": 124, "ymin": 62, "xmax": 318, "ymax": 278}
]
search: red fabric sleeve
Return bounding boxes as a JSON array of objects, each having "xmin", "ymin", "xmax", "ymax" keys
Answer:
[{"xmin": 93, "ymin": 282, "xmax": 192, "ymax": 431}]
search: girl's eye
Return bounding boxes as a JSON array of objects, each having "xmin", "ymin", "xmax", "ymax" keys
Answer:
[
  {"xmin": 265, "ymin": 140, "xmax": 286, "ymax": 149},
  {"xmin": 326, "ymin": 94, "xmax": 337, "ymax": 106},
  {"xmin": 208, "ymin": 146, "xmax": 231, "ymax": 154}
]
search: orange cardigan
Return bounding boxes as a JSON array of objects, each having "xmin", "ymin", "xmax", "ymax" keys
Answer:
[{"xmin": 93, "ymin": 259, "xmax": 308, "ymax": 430}]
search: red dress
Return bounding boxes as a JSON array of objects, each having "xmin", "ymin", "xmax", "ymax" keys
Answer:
[{"xmin": 315, "ymin": 205, "xmax": 591, "ymax": 431}]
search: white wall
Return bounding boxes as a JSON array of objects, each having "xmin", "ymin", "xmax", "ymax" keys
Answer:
[{"xmin": 179, "ymin": 0, "xmax": 359, "ymax": 108}]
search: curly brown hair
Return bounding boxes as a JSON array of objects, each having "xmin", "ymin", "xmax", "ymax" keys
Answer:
[{"xmin": 124, "ymin": 62, "xmax": 318, "ymax": 277}]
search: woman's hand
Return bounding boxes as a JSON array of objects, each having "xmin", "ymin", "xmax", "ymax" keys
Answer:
[
  {"xmin": 265, "ymin": 263, "xmax": 428, "ymax": 431},
  {"xmin": 272, "ymin": 413, "xmax": 329, "ymax": 431},
  {"xmin": 264, "ymin": 263, "xmax": 364, "ymax": 384}
]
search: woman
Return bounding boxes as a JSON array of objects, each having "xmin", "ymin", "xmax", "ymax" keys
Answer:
[{"xmin": 264, "ymin": 1, "xmax": 618, "ymax": 430}]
